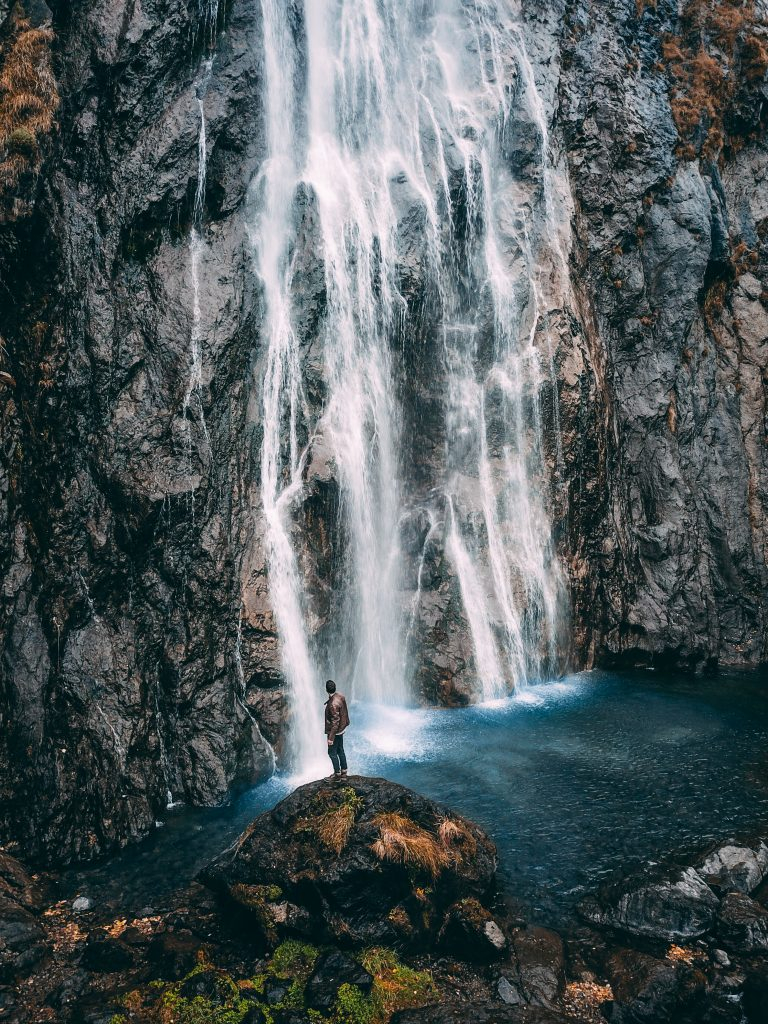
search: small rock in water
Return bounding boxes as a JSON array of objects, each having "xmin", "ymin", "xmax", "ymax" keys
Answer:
[{"xmin": 72, "ymin": 896, "xmax": 92, "ymax": 912}]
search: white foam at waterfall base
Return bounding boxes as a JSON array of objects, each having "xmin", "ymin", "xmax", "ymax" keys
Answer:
[{"xmin": 253, "ymin": 0, "xmax": 569, "ymax": 775}]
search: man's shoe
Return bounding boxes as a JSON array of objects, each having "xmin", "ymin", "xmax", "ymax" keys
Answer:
[
  {"xmin": 340, "ymin": 770, "xmax": 348, "ymax": 778},
  {"xmin": 327, "ymin": 772, "xmax": 341, "ymax": 781}
]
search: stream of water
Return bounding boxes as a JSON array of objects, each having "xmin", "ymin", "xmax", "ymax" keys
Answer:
[
  {"xmin": 61, "ymin": 671, "xmax": 768, "ymax": 927},
  {"xmin": 253, "ymin": 0, "xmax": 568, "ymax": 775}
]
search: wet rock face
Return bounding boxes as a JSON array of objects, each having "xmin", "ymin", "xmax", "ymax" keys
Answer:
[
  {"xmin": 0, "ymin": 0, "xmax": 278, "ymax": 863},
  {"xmin": 201, "ymin": 775, "xmax": 498, "ymax": 951},
  {"xmin": 0, "ymin": 0, "xmax": 766, "ymax": 866},
  {"xmin": 551, "ymin": 0, "xmax": 768, "ymax": 670}
]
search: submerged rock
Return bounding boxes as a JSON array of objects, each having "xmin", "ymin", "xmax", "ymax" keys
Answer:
[
  {"xmin": 201, "ymin": 776, "xmax": 497, "ymax": 950},
  {"xmin": 579, "ymin": 865, "xmax": 719, "ymax": 942}
]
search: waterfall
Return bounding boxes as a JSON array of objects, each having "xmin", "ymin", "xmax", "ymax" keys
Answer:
[
  {"xmin": 253, "ymin": 0, "xmax": 568, "ymax": 773},
  {"xmin": 184, "ymin": 56, "xmax": 214, "ymax": 484}
]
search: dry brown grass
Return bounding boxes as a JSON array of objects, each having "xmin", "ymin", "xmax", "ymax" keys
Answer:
[
  {"xmin": 438, "ymin": 816, "xmax": 478, "ymax": 861},
  {"xmin": 563, "ymin": 980, "xmax": 614, "ymax": 1024},
  {"xmin": 293, "ymin": 787, "xmax": 363, "ymax": 855},
  {"xmin": 316, "ymin": 801, "xmax": 358, "ymax": 855},
  {"xmin": 0, "ymin": 19, "xmax": 58, "ymax": 194},
  {"xmin": 371, "ymin": 812, "xmax": 451, "ymax": 876},
  {"xmin": 661, "ymin": 0, "xmax": 768, "ymax": 160}
]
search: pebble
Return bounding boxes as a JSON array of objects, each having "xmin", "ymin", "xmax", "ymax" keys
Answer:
[
  {"xmin": 72, "ymin": 896, "xmax": 92, "ymax": 912},
  {"xmin": 711, "ymin": 948, "xmax": 731, "ymax": 967}
]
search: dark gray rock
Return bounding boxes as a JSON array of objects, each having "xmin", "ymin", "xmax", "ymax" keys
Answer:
[
  {"xmin": 81, "ymin": 933, "xmax": 135, "ymax": 973},
  {"xmin": 438, "ymin": 898, "xmax": 508, "ymax": 962},
  {"xmin": 178, "ymin": 967, "xmax": 233, "ymax": 1004},
  {"xmin": 717, "ymin": 892, "xmax": 768, "ymax": 955},
  {"xmin": 241, "ymin": 1008, "xmax": 267, "ymax": 1024},
  {"xmin": 495, "ymin": 926, "xmax": 566, "ymax": 1010},
  {"xmin": 391, "ymin": 1005, "xmax": 577, "ymax": 1024},
  {"xmin": 0, "ymin": 851, "xmax": 47, "ymax": 983},
  {"xmin": 145, "ymin": 930, "xmax": 200, "ymax": 981},
  {"xmin": 264, "ymin": 978, "xmax": 291, "ymax": 1005},
  {"xmin": 603, "ymin": 948, "xmax": 708, "ymax": 1024},
  {"xmin": 579, "ymin": 865, "xmax": 719, "ymax": 942},
  {"xmin": 699, "ymin": 839, "xmax": 768, "ymax": 895},
  {"xmin": 304, "ymin": 950, "xmax": 373, "ymax": 1011},
  {"xmin": 271, "ymin": 1012, "xmax": 316, "ymax": 1024}
]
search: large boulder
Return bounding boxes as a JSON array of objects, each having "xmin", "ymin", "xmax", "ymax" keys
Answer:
[
  {"xmin": 201, "ymin": 776, "xmax": 497, "ymax": 949},
  {"xmin": 578, "ymin": 864, "xmax": 719, "ymax": 943}
]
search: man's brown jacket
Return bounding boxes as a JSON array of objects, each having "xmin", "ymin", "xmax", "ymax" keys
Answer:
[{"xmin": 324, "ymin": 692, "xmax": 350, "ymax": 742}]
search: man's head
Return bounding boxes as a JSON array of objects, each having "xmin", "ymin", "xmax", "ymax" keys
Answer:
[{"xmin": 325, "ymin": 679, "xmax": 336, "ymax": 694}]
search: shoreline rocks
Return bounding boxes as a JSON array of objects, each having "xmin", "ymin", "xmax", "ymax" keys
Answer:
[{"xmin": 1, "ymin": 783, "xmax": 767, "ymax": 1024}]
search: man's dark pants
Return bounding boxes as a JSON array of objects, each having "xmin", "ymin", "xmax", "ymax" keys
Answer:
[{"xmin": 328, "ymin": 734, "xmax": 347, "ymax": 774}]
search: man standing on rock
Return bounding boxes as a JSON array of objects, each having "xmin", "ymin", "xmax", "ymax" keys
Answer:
[{"xmin": 324, "ymin": 679, "xmax": 350, "ymax": 781}]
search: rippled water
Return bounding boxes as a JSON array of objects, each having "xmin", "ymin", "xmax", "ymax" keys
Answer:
[{"xmin": 60, "ymin": 671, "xmax": 768, "ymax": 926}]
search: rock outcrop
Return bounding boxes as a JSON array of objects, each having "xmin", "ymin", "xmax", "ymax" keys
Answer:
[{"xmin": 201, "ymin": 775, "xmax": 499, "ymax": 951}]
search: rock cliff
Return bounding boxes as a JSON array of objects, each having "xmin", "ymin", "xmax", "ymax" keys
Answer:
[{"xmin": 0, "ymin": 0, "xmax": 766, "ymax": 863}]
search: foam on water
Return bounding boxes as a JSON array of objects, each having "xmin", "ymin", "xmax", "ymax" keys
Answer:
[{"xmin": 58, "ymin": 671, "xmax": 768, "ymax": 927}]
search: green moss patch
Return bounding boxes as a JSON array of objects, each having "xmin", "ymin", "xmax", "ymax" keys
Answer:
[{"xmin": 107, "ymin": 942, "xmax": 433, "ymax": 1024}]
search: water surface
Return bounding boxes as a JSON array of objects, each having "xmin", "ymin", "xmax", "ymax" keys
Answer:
[{"xmin": 61, "ymin": 670, "xmax": 768, "ymax": 926}]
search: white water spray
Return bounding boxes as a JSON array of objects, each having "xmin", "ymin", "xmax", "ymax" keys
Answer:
[{"xmin": 253, "ymin": 0, "xmax": 570, "ymax": 771}]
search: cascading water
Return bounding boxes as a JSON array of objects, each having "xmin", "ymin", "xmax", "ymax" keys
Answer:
[
  {"xmin": 184, "ymin": 56, "xmax": 214, "ymax": 491},
  {"xmin": 253, "ymin": 0, "xmax": 569, "ymax": 772}
]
